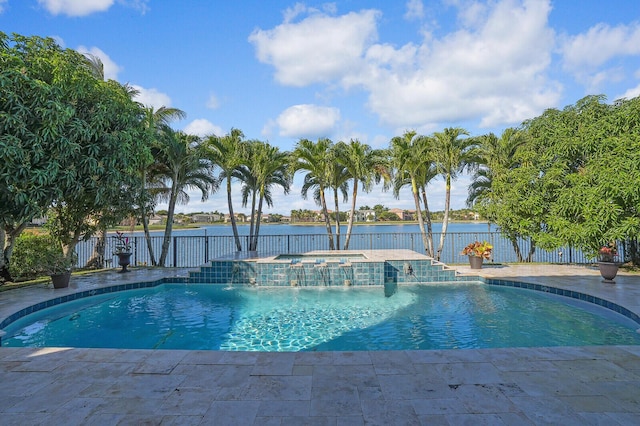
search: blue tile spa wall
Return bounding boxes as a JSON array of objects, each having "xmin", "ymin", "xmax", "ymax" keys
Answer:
[{"xmin": 189, "ymin": 258, "xmax": 458, "ymax": 286}]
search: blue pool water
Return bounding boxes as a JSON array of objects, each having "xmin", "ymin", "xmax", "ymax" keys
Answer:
[{"xmin": 3, "ymin": 283, "xmax": 640, "ymax": 351}]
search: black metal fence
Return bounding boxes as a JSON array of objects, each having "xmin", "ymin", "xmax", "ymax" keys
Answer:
[{"xmin": 75, "ymin": 232, "xmax": 597, "ymax": 268}]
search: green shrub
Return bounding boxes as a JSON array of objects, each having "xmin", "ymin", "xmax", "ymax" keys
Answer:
[{"xmin": 9, "ymin": 234, "xmax": 71, "ymax": 281}]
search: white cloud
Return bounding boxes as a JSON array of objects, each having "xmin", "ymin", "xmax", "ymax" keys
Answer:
[
  {"xmin": 251, "ymin": 1, "xmax": 560, "ymax": 130},
  {"xmin": 562, "ymin": 22, "xmax": 640, "ymax": 70},
  {"xmin": 276, "ymin": 104, "xmax": 341, "ymax": 139},
  {"xmin": 183, "ymin": 119, "xmax": 224, "ymax": 137},
  {"xmin": 561, "ymin": 22, "xmax": 640, "ymax": 90},
  {"xmin": 206, "ymin": 93, "xmax": 220, "ymax": 109},
  {"xmin": 617, "ymin": 82, "xmax": 640, "ymax": 100},
  {"xmin": 404, "ymin": 0, "xmax": 424, "ymax": 21},
  {"xmin": 249, "ymin": 9, "xmax": 380, "ymax": 87},
  {"xmin": 76, "ymin": 46, "xmax": 122, "ymax": 80},
  {"xmin": 36, "ymin": 0, "xmax": 148, "ymax": 16},
  {"xmin": 121, "ymin": 0, "xmax": 149, "ymax": 14},
  {"xmin": 361, "ymin": 0, "xmax": 559, "ymax": 128},
  {"xmin": 38, "ymin": 0, "xmax": 114, "ymax": 16},
  {"xmin": 282, "ymin": 2, "xmax": 307, "ymax": 23},
  {"xmin": 0, "ymin": 0, "xmax": 8, "ymax": 14},
  {"xmin": 131, "ymin": 85, "xmax": 172, "ymax": 110}
]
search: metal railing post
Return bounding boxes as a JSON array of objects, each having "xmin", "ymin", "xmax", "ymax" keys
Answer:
[{"xmin": 173, "ymin": 236, "xmax": 177, "ymax": 267}]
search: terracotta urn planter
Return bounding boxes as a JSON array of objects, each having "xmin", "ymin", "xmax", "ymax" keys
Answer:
[
  {"xmin": 598, "ymin": 261, "xmax": 619, "ymax": 283},
  {"xmin": 468, "ymin": 255, "xmax": 484, "ymax": 270}
]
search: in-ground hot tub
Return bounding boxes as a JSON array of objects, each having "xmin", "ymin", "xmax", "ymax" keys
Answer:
[{"xmin": 274, "ymin": 253, "xmax": 367, "ymax": 261}]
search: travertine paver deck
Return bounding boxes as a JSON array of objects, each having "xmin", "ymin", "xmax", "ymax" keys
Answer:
[{"xmin": 0, "ymin": 264, "xmax": 638, "ymax": 425}]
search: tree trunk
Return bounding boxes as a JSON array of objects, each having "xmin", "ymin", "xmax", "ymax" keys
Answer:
[
  {"xmin": 62, "ymin": 226, "xmax": 83, "ymax": 267},
  {"xmin": 343, "ymin": 180, "xmax": 358, "ymax": 250},
  {"xmin": 333, "ymin": 188, "xmax": 341, "ymax": 251},
  {"xmin": 248, "ymin": 190, "xmax": 258, "ymax": 251},
  {"xmin": 1, "ymin": 222, "xmax": 29, "ymax": 282},
  {"xmin": 227, "ymin": 179, "xmax": 242, "ymax": 252},
  {"xmin": 436, "ymin": 174, "xmax": 451, "ymax": 261},
  {"xmin": 509, "ymin": 234, "xmax": 524, "ymax": 262},
  {"xmin": 319, "ymin": 187, "xmax": 335, "ymax": 250},
  {"xmin": 139, "ymin": 170, "xmax": 157, "ymax": 266},
  {"xmin": 85, "ymin": 225, "xmax": 107, "ymax": 269},
  {"xmin": 0, "ymin": 222, "xmax": 27, "ymax": 283},
  {"xmin": 420, "ymin": 184, "xmax": 434, "ymax": 257},
  {"xmin": 159, "ymin": 181, "xmax": 178, "ymax": 267},
  {"xmin": 0, "ymin": 228, "xmax": 9, "ymax": 283},
  {"xmin": 141, "ymin": 205, "xmax": 157, "ymax": 266},
  {"xmin": 252, "ymin": 196, "xmax": 264, "ymax": 251},
  {"xmin": 411, "ymin": 178, "xmax": 430, "ymax": 257},
  {"xmin": 526, "ymin": 242, "xmax": 536, "ymax": 262}
]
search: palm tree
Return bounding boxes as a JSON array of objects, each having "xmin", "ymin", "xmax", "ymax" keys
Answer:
[
  {"xmin": 468, "ymin": 128, "xmax": 528, "ymax": 260},
  {"xmin": 432, "ymin": 127, "xmax": 477, "ymax": 260},
  {"xmin": 240, "ymin": 141, "xmax": 291, "ymax": 251},
  {"xmin": 336, "ymin": 140, "xmax": 389, "ymax": 249},
  {"xmin": 154, "ymin": 130, "xmax": 218, "ymax": 266},
  {"xmin": 467, "ymin": 128, "xmax": 525, "ymax": 206},
  {"xmin": 204, "ymin": 128, "xmax": 247, "ymax": 252},
  {"xmin": 291, "ymin": 138, "xmax": 335, "ymax": 250},
  {"xmin": 327, "ymin": 148, "xmax": 349, "ymax": 250},
  {"xmin": 138, "ymin": 106, "xmax": 187, "ymax": 266},
  {"xmin": 389, "ymin": 131, "xmax": 435, "ymax": 257}
]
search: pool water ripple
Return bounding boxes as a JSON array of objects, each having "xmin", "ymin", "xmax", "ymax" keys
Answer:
[{"xmin": 3, "ymin": 283, "xmax": 640, "ymax": 351}]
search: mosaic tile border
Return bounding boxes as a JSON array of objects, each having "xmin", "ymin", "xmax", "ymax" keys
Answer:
[{"xmin": 479, "ymin": 276, "xmax": 640, "ymax": 326}]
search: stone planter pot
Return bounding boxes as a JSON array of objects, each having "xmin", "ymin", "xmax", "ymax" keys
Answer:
[
  {"xmin": 468, "ymin": 256, "xmax": 484, "ymax": 270},
  {"xmin": 51, "ymin": 271, "xmax": 71, "ymax": 289},
  {"xmin": 117, "ymin": 252, "xmax": 132, "ymax": 273},
  {"xmin": 598, "ymin": 261, "xmax": 619, "ymax": 283}
]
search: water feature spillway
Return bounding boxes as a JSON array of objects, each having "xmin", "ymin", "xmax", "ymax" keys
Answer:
[{"xmin": 187, "ymin": 250, "xmax": 455, "ymax": 287}]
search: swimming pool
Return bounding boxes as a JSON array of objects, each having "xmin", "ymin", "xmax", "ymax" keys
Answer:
[{"xmin": 3, "ymin": 283, "xmax": 640, "ymax": 351}]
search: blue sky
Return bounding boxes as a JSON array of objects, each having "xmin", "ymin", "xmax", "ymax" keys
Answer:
[{"xmin": 2, "ymin": 0, "xmax": 640, "ymax": 216}]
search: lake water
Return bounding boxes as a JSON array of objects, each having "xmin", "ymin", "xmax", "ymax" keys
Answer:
[
  {"xmin": 148, "ymin": 222, "xmax": 494, "ymax": 237},
  {"xmin": 83, "ymin": 221, "xmax": 588, "ymax": 267}
]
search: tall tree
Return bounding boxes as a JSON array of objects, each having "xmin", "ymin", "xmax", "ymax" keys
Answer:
[
  {"xmin": 204, "ymin": 128, "xmax": 247, "ymax": 252},
  {"xmin": 12, "ymin": 36, "xmax": 151, "ymax": 265},
  {"xmin": 239, "ymin": 141, "xmax": 291, "ymax": 251},
  {"xmin": 432, "ymin": 127, "xmax": 476, "ymax": 260},
  {"xmin": 327, "ymin": 145, "xmax": 349, "ymax": 250},
  {"xmin": 336, "ymin": 140, "xmax": 388, "ymax": 249},
  {"xmin": 154, "ymin": 131, "xmax": 218, "ymax": 266},
  {"xmin": 467, "ymin": 128, "xmax": 525, "ymax": 207},
  {"xmin": 389, "ymin": 131, "xmax": 435, "ymax": 256},
  {"xmin": 139, "ymin": 106, "xmax": 187, "ymax": 266},
  {"xmin": 291, "ymin": 138, "xmax": 336, "ymax": 249},
  {"xmin": 0, "ymin": 33, "xmax": 72, "ymax": 281},
  {"xmin": 468, "ymin": 128, "xmax": 529, "ymax": 261},
  {"xmin": 524, "ymin": 95, "xmax": 640, "ymax": 262}
]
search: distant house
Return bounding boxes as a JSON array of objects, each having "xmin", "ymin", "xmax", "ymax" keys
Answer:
[
  {"xmin": 349, "ymin": 209, "xmax": 376, "ymax": 222},
  {"xmin": 192, "ymin": 213, "xmax": 223, "ymax": 223},
  {"xmin": 389, "ymin": 208, "xmax": 414, "ymax": 221},
  {"xmin": 224, "ymin": 213, "xmax": 247, "ymax": 223},
  {"xmin": 149, "ymin": 215, "xmax": 164, "ymax": 225}
]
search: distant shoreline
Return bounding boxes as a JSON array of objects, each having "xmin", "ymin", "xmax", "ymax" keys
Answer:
[{"xmin": 112, "ymin": 220, "xmax": 490, "ymax": 232}]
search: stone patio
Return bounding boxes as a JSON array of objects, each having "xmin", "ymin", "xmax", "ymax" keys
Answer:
[{"xmin": 0, "ymin": 263, "xmax": 638, "ymax": 425}]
